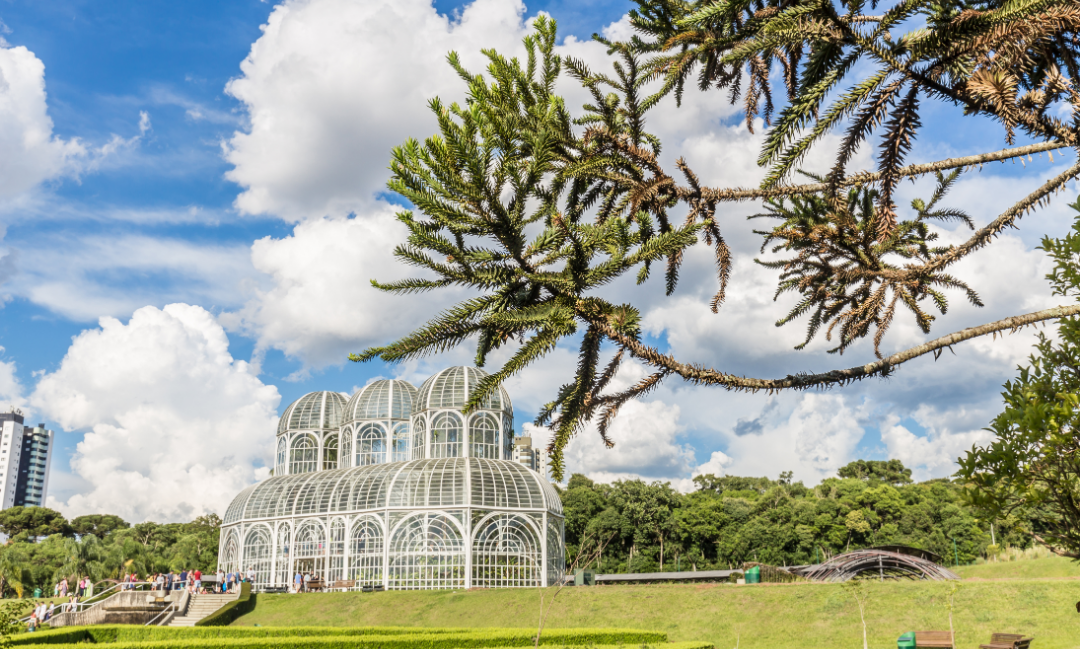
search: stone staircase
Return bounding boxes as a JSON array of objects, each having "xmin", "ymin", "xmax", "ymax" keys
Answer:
[{"xmin": 167, "ymin": 592, "xmax": 239, "ymax": 627}]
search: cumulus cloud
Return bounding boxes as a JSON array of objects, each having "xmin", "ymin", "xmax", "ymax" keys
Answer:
[
  {"xmin": 0, "ymin": 348, "xmax": 24, "ymax": 411},
  {"xmin": 224, "ymin": 0, "xmax": 541, "ymax": 221},
  {"xmin": 221, "ymin": 205, "xmax": 467, "ymax": 367},
  {"xmin": 0, "ymin": 39, "xmax": 86, "ymax": 201},
  {"xmin": 31, "ymin": 304, "xmax": 280, "ymax": 522}
]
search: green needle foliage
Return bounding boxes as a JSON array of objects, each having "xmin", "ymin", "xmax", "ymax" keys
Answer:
[
  {"xmin": 357, "ymin": 3, "xmax": 1080, "ymax": 480},
  {"xmin": 630, "ymin": 0, "xmax": 1080, "ymax": 235},
  {"xmin": 753, "ymin": 170, "xmax": 982, "ymax": 357},
  {"xmin": 355, "ymin": 19, "xmax": 729, "ymax": 477}
]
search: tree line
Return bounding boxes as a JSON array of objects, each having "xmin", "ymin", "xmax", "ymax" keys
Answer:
[
  {"xmin": 0, "ymin": 508, "xmax": 219, "ymax": 598},
  {"xmin": 557, "ymin": 459, "xmax": 1031, "ymax": 574}
]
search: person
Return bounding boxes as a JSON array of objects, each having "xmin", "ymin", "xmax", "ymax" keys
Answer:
[
  {"xmin": 76, "ymin": 577, "xmax": 84, "ymax": 598},
  {"xmin": 192, "ymin": 568, "xmax": 202, "ymax": 593},
  {"xmin": 179, "ymin": 568, "xmax": 187, "ymax": 590},
  {"xmin": 225, "ymin": 571, "xmax": 233, "ymax": 593},
  {"xmin": 59, "ymin": 578, "xmax": 68, "ymax": 597},
  {"xmin": 45, "ymin": 602, "xmax": 55, "ymax": 621},
  {"xmin": 53, "ymin": 583, "xmax": 59, "ymax": 598},
  {"xmin": 216, "ymin": 569, "xmax": 225, "ymax": 594},
  {"xmin": 293, "ymin": 571, "xmax": 302, "ymax": 594},
  {"xmin": 246, "ymin": 566, "xmax": 255, "ymax": 585},
  {"xmin": 155, "ymin": 573, "xmax": 165, "ymax": 590},
  {"xmin": 302, "ymin": 572, "xmax": 310, "ymax": 593},
  {"xmin": 27, "ymin": 613, "xmax": 37, "ymax": 633}
]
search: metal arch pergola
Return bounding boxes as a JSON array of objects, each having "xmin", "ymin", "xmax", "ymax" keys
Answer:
[{"xmin": 790, "ymin": 548, "xmax": 960, "ymax": 582}]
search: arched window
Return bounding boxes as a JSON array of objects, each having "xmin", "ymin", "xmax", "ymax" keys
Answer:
[
  {"xmin": 289, "ymin": 435, "xmax": 318, "ymax": 474},
  {"xmin": 350, "ymin": 516, "xmax": 384, "ymax": 586},
  {"xmin": 329, "ymin": 518, "xmax": 347, "ymax": 582},
  {"xmin": 502, "ymin": 416, "xmax": 515, "ymax": 460},
  {"xmin": 294, "ymin": 520, "xmax": 327, "ymax": 579},
  {"xmin": 275, "ymin": 524, "xmax": 292, "ymax": 587},
  {"xmin": 221, "ymin": 530, "xmax": 240, "ymax": 575},
  {"xmin": 470, "ymin": 413, "xmax": 499, "ymax": 459},
  {"xmin": 244, "ymin": 526, "xmax": 273, "ymax": 587},
  {"xmin": 276, "ymin": 437, "xmax": 287, "ymax": 474},
  {"xmin": 388, "ymin": 513, "xmax": 464, "ymax": 590},
  {"xmin": 431, "ymin": 412, "xmax": 463, "ymax": 458},
  {"xmin": 340, "ymin": 428, "xmax": 353, "ymax": 469},
  {"xmin": 412, "ymin": 418, "xmax": 426, "ymax": 460},
  {"xmin": 472, "ymin": 513, "xmax": 541, "ymax": 588},
  {"xmin": 393, "ymin": 423, "xmax": 410, "ymax": 462},
  {"xmin": 323, "ymin": 434, "xmax": 339, "ymax": 471},
  {"xmin": 356, "ymin": 423, "xmax": 387, "ymax": 466}
]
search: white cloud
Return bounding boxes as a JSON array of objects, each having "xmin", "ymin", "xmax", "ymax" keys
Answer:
[
  {"xmin": 0, "ymin": 348, "xmax": 24, "ymax": 412},
  {"xmin": 0, "ymin": 39, "xmax": 86, "ymax": 201},
  {"xmin": 221, "ymin": 205, "xmax": 466, "ymax": 367},
  {"xmin": 224, "ymin": 0, "xmax": 538, "ymax": 221},
  {"xmin": 6, "ymin": 234, "xmax": 261, "ymax": 321},
  {"xmin": 880, "ymin": 413, "xmax": 994, "ymax": 481},
  {"xmin": 31, "ymin": 304, "xmax": 280, "ymax": 522}
]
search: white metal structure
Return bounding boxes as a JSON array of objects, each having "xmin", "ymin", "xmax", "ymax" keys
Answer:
[
  {"xmin": 275, "ymin": 391, "xmax": 348, "ymax": 476},
  {"xmin": 223, "ymin": 366, "xmax": 564, "ymax": 590},
  {"xmin": 220, "ymin": 458, "xmax": 564, "ymax": 589}
]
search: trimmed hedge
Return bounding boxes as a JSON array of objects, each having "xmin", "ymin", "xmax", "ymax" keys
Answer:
[
  {"xmin": 197, "ymin": 582, "xmax": 254, "ymax": 627},
  {"xmin": 13, "ymin": 625, "xmax": 476, "ymax": 645},
  {"xmin": 13, "ymin": 627, "xmax": 669, "ymax": 647}
]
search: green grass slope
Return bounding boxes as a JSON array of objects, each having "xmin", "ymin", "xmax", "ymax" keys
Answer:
[
  {"xmin": 232, "ymin": 581, "xmax": 1080, "ymax": 649},
  {"xmin": 955, "ymin": 556, "xmax": 1080, "ymax": 580}
]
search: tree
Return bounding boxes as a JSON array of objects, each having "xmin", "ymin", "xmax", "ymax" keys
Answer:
[
  {"xmin": 958, "ymin": 205, "xmax": 1080, "ymax": 557},
  {"xmin": 838, "ymin": 460, "xmax": 913, "ymax": 485},
  {"xmin": 353, "ymin": 4, "xmax": 1080, "ymax": 480},
  {"xmin": 0, "ymin": 507, "xmax": 71, "ymax": 539},
  {"xmin": 71, "ymin": 515, "xmax": 129, "ymax": 539},
  {"xmin": 0, "ymin": 546, "xmax": 26, "ymax": 599},
  {"xmin": 55, "ymin": 535, "xmax": 107, "ymax": 583}
]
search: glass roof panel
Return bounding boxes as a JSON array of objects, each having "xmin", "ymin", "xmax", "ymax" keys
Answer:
[
  {"xmin": 280, "ymin": 391, "xmax": 348, "ymax": 432},
  {"xmin": 226, "ymin": 459, "xmax": 555, "ymax": 522}
]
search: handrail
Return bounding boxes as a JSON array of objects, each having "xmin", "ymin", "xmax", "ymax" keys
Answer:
[{"xmin": 32, "ymin": 580, "xmax": 192, "ymax": 628}]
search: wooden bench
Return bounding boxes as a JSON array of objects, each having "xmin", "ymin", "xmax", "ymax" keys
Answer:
[
  {"xmin": 330, "ymin": 580, "xmax": 355, "ymax": 591},
  {"xmin": 980, "ymin": 634, "xmax": 1032, "ymax": 649},
  {"xmin": 916, "ymin": 631, "xmax": 954, "ymax": 649}
]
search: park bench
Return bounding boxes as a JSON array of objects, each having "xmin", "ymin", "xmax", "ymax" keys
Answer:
[
  {"xmin": 980, "ymin": 634, "xmax": 1032, "ymax": 649},
  {"xmin": 330, "ymin": 580, "xmax": 355, "ymax": 591},
  {"xmin": 915, "ymin": 631, "xmax": 954, "ymax": 649}
]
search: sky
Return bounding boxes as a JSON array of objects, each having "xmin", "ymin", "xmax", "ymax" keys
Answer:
[{"xmin": 0, "ymin": 0, "xmax": 1076, "ymax": 524}]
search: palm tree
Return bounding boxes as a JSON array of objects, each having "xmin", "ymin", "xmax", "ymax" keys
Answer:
[
  {"xmin": 54, "ymin": 535, "xmax": 107, "ymax": 584},
  {"xmin": 0, "ymin": 545, "xmax": 27, "ymax": 598}
]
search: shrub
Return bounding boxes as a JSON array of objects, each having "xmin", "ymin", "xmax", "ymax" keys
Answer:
[{"xmin": 12, "ymin": 627, "xmax": 668, "ymax": 647}]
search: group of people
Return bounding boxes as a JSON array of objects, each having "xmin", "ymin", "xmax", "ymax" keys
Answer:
[
  {"xmin": 51, "ymin": 577, "xmax": 90, "ymax": 598},
  {"xmin": 291, "ymin": 571, "xmax": 323, "ymax": 593},
  {"xmin": 26, "ymin": 595, "xmax": 80, "ymax": 632}
]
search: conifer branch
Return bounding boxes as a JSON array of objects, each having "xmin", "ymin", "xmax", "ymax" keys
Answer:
[
  {"xmin": 588, "ymin": 304, "xmax": 1080, "ymax": 392},
  {"xmin": 692, "ymin": 141, "xmax": 1068, "ymax": 203}
]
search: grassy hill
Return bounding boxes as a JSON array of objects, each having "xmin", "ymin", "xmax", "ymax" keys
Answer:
[
  {"xmin": 955, "ymin": 555, "xmax": 1080, "ymax": 580},
  {"xmin": 232, "ymin": 580, "xmax": 1080, "ymax": 649}
]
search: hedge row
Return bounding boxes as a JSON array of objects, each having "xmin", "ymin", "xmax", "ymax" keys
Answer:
[
  {"xmin": 14, "ymin": 627, "xmax": 669, "ymax": 648},
  {"xmin": 13, "ymin": 625, "xmax": 476, "ymax": 646}
]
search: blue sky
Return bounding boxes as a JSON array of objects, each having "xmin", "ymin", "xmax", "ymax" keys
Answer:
[{"xmin": 0, "ymin": 0, "xmax": 1075, "ymax": 522}]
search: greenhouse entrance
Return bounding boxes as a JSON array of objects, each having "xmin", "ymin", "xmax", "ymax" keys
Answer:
[{"xmin": 294, "ymin": 557, "xmax": 326, "ymax": 577}]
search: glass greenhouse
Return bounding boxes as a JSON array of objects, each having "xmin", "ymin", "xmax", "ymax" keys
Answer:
[{"xmin": 221, "ymin": 366, "xmax": 565, "ymax": 590}]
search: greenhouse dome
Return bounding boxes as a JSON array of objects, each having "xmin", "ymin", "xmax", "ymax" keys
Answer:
[
  {"xmin": 224, "ymin": 366, "xmax": 563, "ymax": 591},
  {"xmin": 413, "ymin": 366, "xmax": 514, "ymax": 461},
  {"xmin": 276, "ymin": 391, "xmax": 349, "ymax": 476},
  {"xmin": 220, "ymin": 458, "xmax": 564, "ymax": 589},
  {"xmin": 341, "ymin": 380, "xmax": 418, "ymax": 467}
]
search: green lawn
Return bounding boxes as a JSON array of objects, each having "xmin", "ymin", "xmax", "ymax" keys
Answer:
[
  {"xmin": 955, "ymin": 556, "xmax": 1080, "ymax": 580},
  {"xmin": 232, "ymin": 580, "xmax": 1080, "ymax": 649}
]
